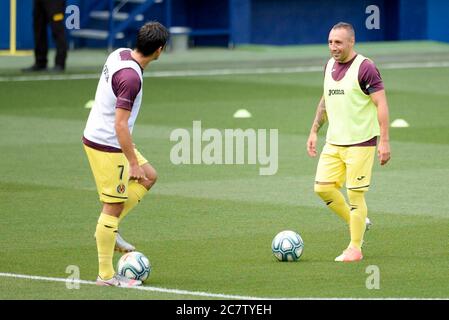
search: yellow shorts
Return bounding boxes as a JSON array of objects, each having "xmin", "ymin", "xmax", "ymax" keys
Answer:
[
  {"xmin": 315, "ymin": 143, "xmax": 375, "ymax": 191},
  {"xmin": 84, "ymin": 145, "xmax": 148, "ymax": 203}
]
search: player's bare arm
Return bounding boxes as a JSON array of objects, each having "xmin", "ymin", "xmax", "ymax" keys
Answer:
[
  {"xmin": 115, "ymin": 108, "xmax": 147, "ymax": 180},
  {"xmin": 307, "ymin": 96, "xmax": 327, "ymax": 157},
  {"xmin": 370, "ymin": 89, "xmax": 391, "ymax": 166}
]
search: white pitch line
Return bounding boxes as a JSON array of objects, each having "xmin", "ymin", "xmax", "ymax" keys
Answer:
[
  {"xmin": 1, "ymin": 61, "xmax": 449, "ymax": 82},
  {"xmin": 0, "ymin": 272, "xmax": 274, "ymax": 300},
  {"xmin": 1, "ymin": 272, "xmax": 447, "ymax": 300}
]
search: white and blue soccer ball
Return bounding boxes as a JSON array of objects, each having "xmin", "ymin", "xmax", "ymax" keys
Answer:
[
  {"xmin": 117, "ymin": 251, "xmax": 151, "ymax": 282},
  {"xmin": 271, "ymin": 230, "xmax": 304, "ymax": 262}
]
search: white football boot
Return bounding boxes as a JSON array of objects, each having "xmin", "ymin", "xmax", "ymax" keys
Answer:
[
  {"xmin": 96, "ymin": 274, "xmax": 141, "ymax": 287},
  {"xmin": 360, "ymin": 217, "xmax": 373, "ymax": 249},
  {"xmin": 115, "ymin": 232, "xmax": 136, "ymax": 253},
  {"xmin": 365, "ymin": 217, "xmax": 372, "ymax": 231}
]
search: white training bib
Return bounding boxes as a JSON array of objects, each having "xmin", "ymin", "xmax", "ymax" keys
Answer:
[{"xmin": 84, "ymin": 48, "xmax": 143, "ymax": 149}]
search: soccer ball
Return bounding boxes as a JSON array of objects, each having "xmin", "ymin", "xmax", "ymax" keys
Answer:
[
  {"xmin": 271, "ymin": 230, "xmax": 304, "ymax": 262},
  {"xmin": 117, "ymin": 251, "xmax": 151, "ymax": 282}
]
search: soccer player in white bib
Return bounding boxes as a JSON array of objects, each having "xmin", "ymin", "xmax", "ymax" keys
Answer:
[
  {"xmin": 83, "ymin": 22, "xmax": 169, "ymax": 286},
  {"xmin": 307, "ymin": 22, "xmax": 391, "ymax": 262}
]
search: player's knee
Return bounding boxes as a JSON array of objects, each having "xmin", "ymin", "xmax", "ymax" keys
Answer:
[
  {"xmin": 347, "ymin": 189, "xmax": 367, "ymax": 213},
  {"xmin": 140, "ymin": 168, "xmax": 157, "ymax": 190},
  {"xmin": 102, "ymin": 202, "xmax": 125, "ymax": 217},
  {"xmin": 314, "ymin": 182, "xmax": 336, "ymax": 198}
]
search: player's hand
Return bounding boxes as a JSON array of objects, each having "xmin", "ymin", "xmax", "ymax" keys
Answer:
[
  {"xmin": 378, "ymin": 140, "xmax": 391, "ymax": 166},
  {"xmin": 307, "ymin": 132, "xmax": 318, "ymax": 157},
  {"xmin": 129, "ymin": 164, "xmax": 148, "ymax": 180}
]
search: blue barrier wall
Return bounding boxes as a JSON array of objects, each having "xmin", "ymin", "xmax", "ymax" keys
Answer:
[
  {"xmin": 230, "ymin": 0, "xmax": 251, "ymax": 44},
  {"xmin": 384, "ymin": 0, "xmax": 400, "ymax": 41},
  {"xmin": 16, "ymin": 0, "xmax": 34, "ymax": 48},
  {"xmin": 236, "ymin": 0, "xmax": 449, "ymax": 45},
  {"xmin": 398, "ymin": 0, "xmax": 427, "ymax": 40},
  {"xmin": 250, "ymin": 0, "xmax": 386, "ymax": 45},
  {"xmin": 428, "ymin": 0, "xmax": 449, "ymax": 42},
  {"xmin": 0, "ymin": 0, "xmax": 34, "ymax": 50},
  {"xmin": 1, "ymin": 0, "xmax": 448, "ymax": 50},
  {"xmin": 0, "ymin": 1, "xmax": 9, "ymax": 50}
]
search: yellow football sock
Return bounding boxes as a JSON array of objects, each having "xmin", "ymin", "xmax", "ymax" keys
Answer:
[
  {"xmin": 118, "ymin": 181, "xmax": 148, "ymax": 223},
  {"xmin": 96, "ymin": 213, "xmax": 119, "ymax": 280},
  {"xmin": 347, "ymin": 190, "xmax": 368, "ymax": 250},
  {"xmin": 315, "ymin": 184, "xmax": 350, "ymax": 223}
]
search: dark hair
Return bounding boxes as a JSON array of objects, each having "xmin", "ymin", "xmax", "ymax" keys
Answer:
[
  {"xmin": 332, "ymin": 22, "xmax": 355, "ymax": 39},
  {"xmin": 136, "ymin": 21, "xmax": 169, "ymax": 56}
]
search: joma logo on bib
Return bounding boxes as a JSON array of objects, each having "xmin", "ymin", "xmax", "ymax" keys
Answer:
[{"xmin": 328, "ymin": 89, "xmax": 345, "ymax": 96}]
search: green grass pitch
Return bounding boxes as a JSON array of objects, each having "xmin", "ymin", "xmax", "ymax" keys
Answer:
[{"xmin": 1, "ymin": 42, "xmax": 449, "ymax": 299}]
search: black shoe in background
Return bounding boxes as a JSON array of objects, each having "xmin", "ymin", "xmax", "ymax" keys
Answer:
[
  {"xmin": 50, "ymin": 65, "xmax": 65, "ymax": 73},
  {"xmin": 21, "ymin": 65, "xmax": 47, "ymax": 72}
]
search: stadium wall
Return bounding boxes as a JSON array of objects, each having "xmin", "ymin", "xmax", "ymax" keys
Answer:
[
  {"xmin": 427, "ymin": 0, "xmax": 449, "ymax": 42},
  {"xmin": 1, "ymin": 0, "xmax": 448, "ymax": 50},
  {"xmin": 0, "ymin": 0, "xmax": 34, "ymax": 50},
  {"xmin": 248, "ymin": 0, "xmax": 386, "ymax": 44}
]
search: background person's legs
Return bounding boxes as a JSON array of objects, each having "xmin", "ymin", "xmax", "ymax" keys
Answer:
[
  {"xmin": 46, "ymin": 0, "xmax": 67, "ymax": 69},
  {"xmin": 33, "ymin": 0, "xmax": 49, "ymax": 69}
]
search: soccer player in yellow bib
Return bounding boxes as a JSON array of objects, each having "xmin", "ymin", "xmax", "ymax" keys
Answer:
[
  {"xmin": 83, "ymin": 22, "xmax": 169, "ymax": 286},
  {"xmin": 307, "ymin": 22, "xmax": 391, "ymax": 262}
]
